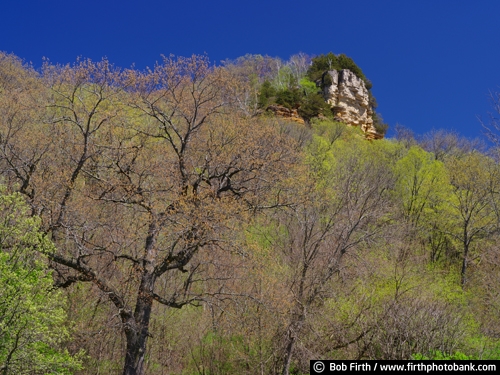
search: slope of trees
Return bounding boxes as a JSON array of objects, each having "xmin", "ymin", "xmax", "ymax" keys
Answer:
[{"xmin": 1, "ymin": 51, "xmax": 500, "ymax": 374}]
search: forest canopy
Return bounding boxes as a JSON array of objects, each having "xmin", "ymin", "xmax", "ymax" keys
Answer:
[{"xmin": 0, "ymin": 51, "xmax": 499, "ymax": 375}]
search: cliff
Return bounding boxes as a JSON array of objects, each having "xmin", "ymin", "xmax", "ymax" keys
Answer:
[{"xmin": 322, "ymin": 69, "xmax": 382, "ymax": 139}]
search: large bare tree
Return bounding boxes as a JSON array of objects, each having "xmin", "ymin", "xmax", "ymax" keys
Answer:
[{"xmin": 0, "ymin": 54, "xmax": 299, "ymax": 375}]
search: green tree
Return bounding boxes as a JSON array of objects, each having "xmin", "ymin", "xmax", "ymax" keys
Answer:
[
  {"xmin": 298, "ymin": 77, "xmax": 317, "ymax": 96},
  {"xmin": 306, "ymin": 52, "xmax": 367, "ymax": 85},
  {"xmin": 297, "ymin": 93, "xmax": 332, "ymax": 124},
  {"xmin": 0, "ymin": 188, "xmax": 82, "ymax": 374},
  {"xmin": 275, "ymin": 87, "xmax": 302, "ymax": 109},
  {"xmin": 257, "ymin": 80, "xmax": 276, "ymax": 108},
  {"xmin": 394, "ymin": 146, "xmax": 450, "ymax": 228},
  {"xmin": 337, "ymin": 53, "xmax": 367, "ymax": 83},
  {"xmin": 372, "ymin": 112, "xmax": 389, "ymax": 136},
  {"xmin": 446, "ymin": 152, "xmax": 500, "ymax": 287},
  {"xmin": 306, "ymin": 52, "xmax": 339, "ymax": 82}
]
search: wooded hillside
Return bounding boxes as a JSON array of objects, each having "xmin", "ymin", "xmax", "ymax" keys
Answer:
[{"xmin": 1, "ymin": 52, "xmax": 499, "ymax": 375}]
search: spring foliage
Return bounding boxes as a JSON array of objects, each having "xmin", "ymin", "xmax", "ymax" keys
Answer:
[
  {"xmin": 0, "ymin": 52, "xmax": 499, "ymax": 374},
  {"xmin": 0, "ymin": 188, "xmax": 83, "ymax": 374}
]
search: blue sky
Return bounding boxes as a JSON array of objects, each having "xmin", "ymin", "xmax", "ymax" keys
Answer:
[{"xmin": 2, "ymin": 0, "xmax": 500, "ymax": 140}]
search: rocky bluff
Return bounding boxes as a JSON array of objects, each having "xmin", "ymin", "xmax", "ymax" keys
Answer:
[{"xmin": 322, "ymin": 69, "xmax": 381, "ymax": 139}]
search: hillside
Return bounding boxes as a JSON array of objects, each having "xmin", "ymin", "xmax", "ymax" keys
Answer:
[
  {"xmin": 224, "ymin": 52, "xmax": 388, "ymax": 138},
  {"xmin": 0, "ymin": 51, "xmax": 499, "ymax": 375}
]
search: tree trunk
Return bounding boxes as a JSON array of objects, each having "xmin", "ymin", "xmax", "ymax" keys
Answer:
[
  {"xmin": 281, "ymin": 318, "xmax": 304, "ymax": 375},
  {"xmin": 461, "ymin": 242, "xmax": 469, "ymax": 288},
  {"xmin": 122, "ymin": 274, "xmax": 155, "ymax": 375},
  {"xmin": 281, "ymin": 329, "xmax": 296, "ymax": 375},
  {"xmin": 461, "ymin": 224, "xmax": 470, "ymax": 288},
  {"xmin": 123, "ymin": 219, "xmax": 159, "ymax": 375}
]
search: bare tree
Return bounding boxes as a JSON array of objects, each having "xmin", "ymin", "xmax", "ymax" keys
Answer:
[
  {"xmin": 0, "ymin": 53, "xmax": 51, "ymax": 202},
  {"xmin": 0, "ymin": 54, "xmax": 299, "ymax": 375},
  {"xmin": 479, "ymin": 91, "xmax": 500, "ymax": 147},
  {"xmin": 420, "ymin": 129, "xmax": 485, "ymax": 161}
]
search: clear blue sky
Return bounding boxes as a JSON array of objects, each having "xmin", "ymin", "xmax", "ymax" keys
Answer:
[{"xmin": 2, "ymin": 0, "xmax": 500, "ymax": 140}]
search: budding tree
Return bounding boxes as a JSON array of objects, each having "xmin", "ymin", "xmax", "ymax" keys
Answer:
[{"xmin": 0, "ymin": 54, "xmax": 298, "ymax": 375}]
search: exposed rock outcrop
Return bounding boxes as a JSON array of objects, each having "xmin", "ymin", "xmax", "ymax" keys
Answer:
[
  {"xmin": 364, "ymin": 127, "xmax": 384, "ymax": 140},
  {"xmin": 322, "ymin": 69, "xmax": 379, "ymax": 136},
  {"xmin": 266, "ymin": 105, "xmax": 304, "ymax": 124},
  {"xmin": 263, "ymin": 69, "xmax": 384, "ymax": 139}
]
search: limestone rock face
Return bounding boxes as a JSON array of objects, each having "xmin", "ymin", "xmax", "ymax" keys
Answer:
[
  {"xmin": 322, "ymin": 69, "xmax": 377, "ymax": 135},
  {"xmin": 266, "ymin": 105, "xmax": 304, "ymax": 124}
]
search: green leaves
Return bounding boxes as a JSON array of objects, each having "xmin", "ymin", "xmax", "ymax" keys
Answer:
[
  {"xmin": 306, "ymin": 52, "xmax": 367, "ymax": 85},
  {"xmin": 0, "ymin": 189, "xmax": 83, "ymax": 374},
  {"xmin": 394, "ymin": 146, "xmax": 451, "ymax": 226}
]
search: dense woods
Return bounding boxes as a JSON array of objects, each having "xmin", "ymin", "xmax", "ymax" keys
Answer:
[{"xmin": 1, "ymin": 51, "xmax": 500, "ymax": 374}]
